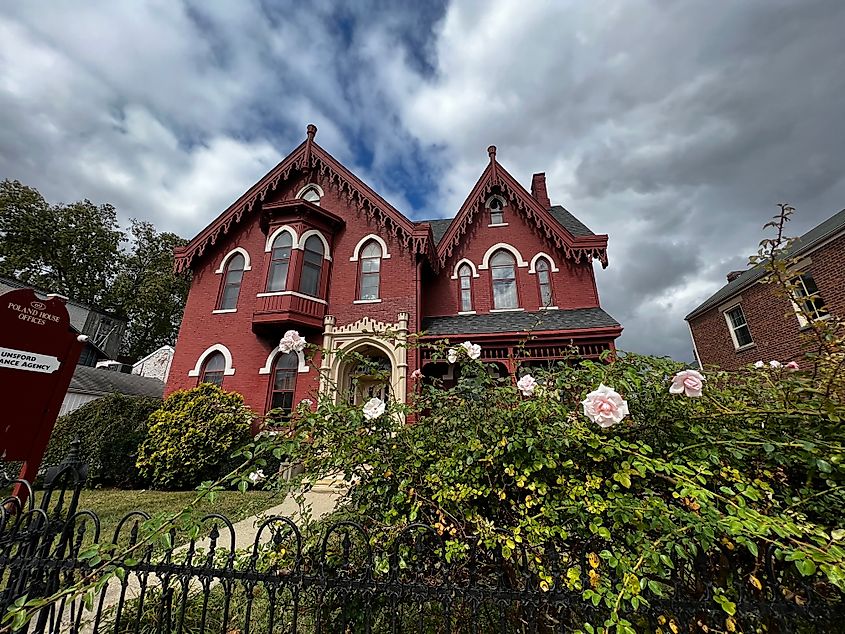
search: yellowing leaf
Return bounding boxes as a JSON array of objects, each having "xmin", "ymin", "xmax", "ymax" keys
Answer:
[
  {"xmin": 588, "ymin": 552, "xmax": 600, "ymax": 569},
  {"xmin": 749, "ymin": 574, "xmax": 763, "ymax": 590},
  {"xmin": 726, "ymin": 616, "xmax": 737, "ymax": 632}
]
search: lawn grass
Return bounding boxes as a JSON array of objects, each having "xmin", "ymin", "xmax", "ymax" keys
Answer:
[{"xmin": 70, "ymin": 488, "xmax": 283, "ymax": 541}]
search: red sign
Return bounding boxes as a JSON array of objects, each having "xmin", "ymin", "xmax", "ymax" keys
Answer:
[{"xmin": 0, "ymin": 289, "xmax": 83, "ymax": 495}]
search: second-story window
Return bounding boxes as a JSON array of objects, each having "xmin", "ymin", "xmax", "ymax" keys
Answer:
[
  {"xmin": 491, "ymin": 250, "xmax": 518, "ymax": 309},
  {"xmin": 299, "ymin": 235, "xmax": 324, "ymax": 297},
  {"xmin": 792, "ymin": 272, "xmax": 828, "ymax": 325},
  {"xmin": 489, "ymin": 198, "xmax": 505, "ymax": 225},
  {"xmin": 199, "ymin": 352, "xmax": 226, "ymax": 387},
  {"xmin": 266, "ymin": 232, "xmax": 292, "ymax": 292},
  {"xmin": 358, "ymin": 241, "xmax": 382, "ymax": 300},
  {"xmin": 725, "ymin": 305, "xmax": 753, "ymax": 349},
  {"xmin": 458, "ymin": 263, "xmax": 473, "ymax": 312},
  {"xmin": 536, "ymin": 258, "xmax": 553, "ymax": 306},
  {"xmin": 218, "ymin": 253, "xmax": 245, "ymax": 310}
]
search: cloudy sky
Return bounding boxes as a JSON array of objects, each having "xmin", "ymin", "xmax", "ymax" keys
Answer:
[{"xmin": 2, "ymin": 0, "xmax": 844, "ymax": 360}]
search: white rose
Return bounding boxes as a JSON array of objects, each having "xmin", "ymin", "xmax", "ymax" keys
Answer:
[
  {"xmin": 279, "ymin": 329, "xmax": 306, "ymax": 354},
  {"xmin": 248, "ymin": 470, "xmax": 266, "ymax": 484},
  {"xmin": 447, "ymin": 348, "xmax": 458, "ymax": 364},
  {"xmin": 769, "ymin": 360, "xmax": 782, "ymax": 368},
  {"xmin": 581, "ymin": 384, "xmax": 629, "ymax": 428},
  {"xmin": 460, "ymin": 341, "xmax": 481, "ymax": 360},
  {"xmin": 517, "ymin": 374, "xmax": 537, "ymax": 397},
  {"xmin": 362, "ymin": 397, "xmax": 386, "ymax": 421},
  {"xmin": 753, "ymin": 360, "xmax": 765, "ymax": 369}
]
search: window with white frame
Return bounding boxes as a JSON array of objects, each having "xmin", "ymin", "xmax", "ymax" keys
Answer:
[
  {"xmin": 724, "ymin": 305, "xmax": 753, "ymax": 349},
  {"xmin": 791, "ymin": 272, "xmax": 828, "ymax": 326},
  {"xmin": 488, "ymin": 198, "xmax": 505, "ymax": 225},
  {"xmin": 535, "ymin": 258, "xmax": 553, "ymax": 306},
  {"xmin": 458, "ymin": 263, "xmax": 473, "ymax": 312},
  {"xmin": 301, "ymin": 186, "xmax": 321, "ymax": 205},
  {"xmin": 490, "ymin": 249, "xmax": 518, "ymax": 309}
]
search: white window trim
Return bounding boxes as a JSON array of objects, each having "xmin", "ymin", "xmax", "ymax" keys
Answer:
[
  {"xmin": 353, "ymin": 298, "xmax": 382, "ymax": 304},
  {"xmin": 350, "ymin": 234, "xmax": 391, "ymax": 261},
  {"xmin": 478, "ymin": 243, "xmax": 529, "ymax": 270},
  {"xmin": 487, "ymin": 222, "xmax": 509, "ymax": 228},
  {"xmin": 451, "ymin": 258, "xmax": 480, "ymax": 280},
  {"xmin": 788, "ymin": 267, "xmax": 828, "ymax": 328},
  {"xmin": 296, "ymin": 183, "xmax": 325, "ymax": 199},
  {"xmin": 723, "ymin": 304, "xmax": 755, "ymax": 351},
  {"xmin": 188, "ymin": 344, "xmax": 236, "ymax": 377},
  {"xmin": 255, "ymin": 290, "xmax": 328, "ymax": 304},
  {"xmin": 458, "ymin": 310, "xmax": 477, "ymax": 315},
  {"xmin": 490, "ymin": 307, "xmax": 525, "ymax": 313},
  {"xmin": 486, "ymin": 194, "xmax": 507, "ymax": 208},
  {"xmin": 538, "ymin": 306, "xmax": 559, "ymax": 311},
  {"xmin": 265, "ymin": 225, "xmax": 298, "ymax": 253},
  {"xmin": 211, "ymin": 308, "xmax": 237, "ymax": 314},
  {"xmin": 296, "ymin": 229, "xmax": 332, "ymax": 260},
  {"xmin": 258, "ymin": 348, "xmax": 310, "ymax": 375},
  {"xmin": 528, "ymin": 252, "xmax": 560, "ymax": 273},
  {"xmin": 214, "ymin": 247, "xmax": 252, "ymax": 274}
]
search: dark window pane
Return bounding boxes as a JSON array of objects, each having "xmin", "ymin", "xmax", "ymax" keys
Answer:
[
  {"xmin": 299, "ymin": 262, "xmax": 321, "ymax": 296},
  {"xmin": 735, "ymin": 324, "xmax": 753, "ymax": 347},
  {"xmin": 267, "ymin": 261, "xmax": 289, "ymax": 292}
]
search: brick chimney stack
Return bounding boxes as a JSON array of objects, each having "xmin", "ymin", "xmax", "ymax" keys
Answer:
[{"xmin": 531, "ymin": 173, "xmax": 551, "ymax": 209}]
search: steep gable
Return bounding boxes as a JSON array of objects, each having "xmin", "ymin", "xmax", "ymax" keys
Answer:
[
  {"xmin": 174, "ymin": 125, "xmax": 436, "ymax": 273},
  {"xmin": 435, "ymin": 147, "xmax": 609, "ymax": 269}
]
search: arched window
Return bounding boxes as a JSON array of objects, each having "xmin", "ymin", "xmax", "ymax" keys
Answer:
[
  {"xmin": 490, "ymin": 250, "xmax": 518, "ymax": 309},
  {"xmin": 218, "ymin": 253, "xmax": 245, "ymax": 310},
  {"xmin": 301, "ymin": 187, "xmax": 321, "ymax": 205},
  {"xmin": 199, "ymin": 352, "xmax": 225, "ymax": 387},
  {"xmin": 299, "ymin": 235, "xmax": 324, "ymax": 297},
  {"xmin": 266, "ymin": 232, "xmax": 293, "ymax": 292},
  {"xmin": 358, "ymin": 241, "xmax": 382, "ymax": 300},
  {"xmin": 269, "ymin": 352, "xmax": 298, "ymax": 418},
  {"xmin": 458, "ymin": 263, "xmax": 473, "ymax": 312},
  {"xmin": 536, "ymin": 258, "xmax": 553, "ymax": 306},
  {"xmin": 489, "ymin": 198, "xmax": 505, "ymax": 225}
]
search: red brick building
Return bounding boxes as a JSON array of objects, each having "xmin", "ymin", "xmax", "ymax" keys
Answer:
[
  {"xmin": 166, "ymin": 125, "xmax": 621, "ymax": 416},
  {"xmin": 686, "ymin": 208, "xmax": 845, "ymax": 370}
]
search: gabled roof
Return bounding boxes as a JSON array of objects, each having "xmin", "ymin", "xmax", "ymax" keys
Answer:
[
  {"xmin": 686, "ymin": 208, "xmax": 845, "ymax": 321},
  {"xmin": 174, "ymin": 125, "xmax": 436, "ymax": 273},
  {"xmin": 421, "ymin": 307, "xmax": 620, "ymax": 336},
  {"xmin": 433, "ymin": 147, "xmax": 609, "ymax": 268},
  {"xmin": 69, "ymin": 365, "xmax": 164, "ymax": 398}
]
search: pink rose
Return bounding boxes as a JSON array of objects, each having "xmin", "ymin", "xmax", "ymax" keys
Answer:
[
  {"xmin": 581, "ymin": 384, "xmax": 629, "ymax": 428},
  {"xmin": 669, "ymin": 369, "xmax": 705, "ymax": 398},
  {"xmin": 411, "ymin": 369, "xmax": 423, "ymax": 379},
  {"xmin": 785, "ymin": 361, "xmax": 799, "ymax": 370}
]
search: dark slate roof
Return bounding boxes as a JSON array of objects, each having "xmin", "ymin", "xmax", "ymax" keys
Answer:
[
  {"xmin": 418, "ymin": 219, "xmax": 453, "ymax": 245},
  {"xmin": 548, "ymin": 205, "xmax": 595, "ymax": 237},
  {"xmin": 418, "ymin": 205, "xmax": 594, "ymax": 247},
  {"xmin": 422, "ymin": 307, "xmax": 620, "ymax": 336},
  {"xmin": 686, "ymin": 208, "xmax": 845, "ymax": 321},
  {"xmin": 69, "ymin": 365, "xmax": 165, "ymax": 398}
]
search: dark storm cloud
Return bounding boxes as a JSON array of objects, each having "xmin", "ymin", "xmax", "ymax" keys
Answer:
[{"xmin": 1, "ymin": 0, "xmax": 843, "ymax": 360}]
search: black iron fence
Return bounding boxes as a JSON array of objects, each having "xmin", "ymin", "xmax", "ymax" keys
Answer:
[{"xmin": 2, "ymin": 446, "xmax": 844, "ymax": 633}]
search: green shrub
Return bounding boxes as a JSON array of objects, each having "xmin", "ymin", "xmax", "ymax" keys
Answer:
[
  {"xmin": 43, "ymin": 393, "xmax": 161, "ymax": 488},
  {"xmin": 136, "ymin": 384, "xmax": 253, "ymax": 490}
]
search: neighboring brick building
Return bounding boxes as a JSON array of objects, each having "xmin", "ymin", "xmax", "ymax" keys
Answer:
[
  {"xmin": 686, "ymin": 209, "xmax": 845, "ymax": 370},
  {"xmin": 166, "ymin": 125, "xmax": 622, "ymax": 418}
]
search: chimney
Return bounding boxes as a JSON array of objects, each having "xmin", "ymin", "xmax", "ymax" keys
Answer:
[
  {"xmin": 531, "ymin": 173, "xmax": 551, "ymax": 209},
  {"xmin": 726, "ymin": 270, "xmax": 744, "ymax": 282}
]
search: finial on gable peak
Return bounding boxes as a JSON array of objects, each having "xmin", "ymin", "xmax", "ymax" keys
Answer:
[
  {"xmin": 487, "ymin": 145, "xmax": 497, "ymax": 161},
  {"xmin": 306, "ymin": 124, "xmax": 317, "ymax": 140}
]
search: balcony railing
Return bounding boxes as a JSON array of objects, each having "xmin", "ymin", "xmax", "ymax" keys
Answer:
[{"xmin": 252, "ymin": 292, "xmax": 326, "ymax": 329}]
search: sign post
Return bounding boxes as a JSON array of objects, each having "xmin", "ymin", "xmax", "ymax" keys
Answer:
[{"xmin": 0, "ymin": 289, "xmax": 84, "ymax": 503}]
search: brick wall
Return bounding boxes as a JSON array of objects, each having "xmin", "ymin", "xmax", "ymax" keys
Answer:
[{"xmin": 689, "ymin": 233, "xmax": 845, "ymax": 370}]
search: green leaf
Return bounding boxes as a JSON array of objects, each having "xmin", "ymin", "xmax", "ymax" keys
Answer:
[{"xmin": 797, "ymin": 559, "xmax": 817, "ymax": 576}]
